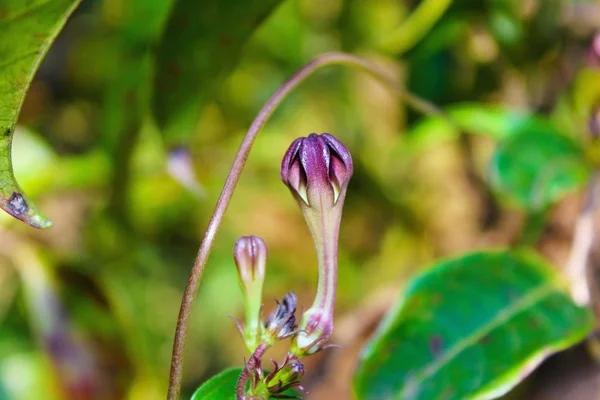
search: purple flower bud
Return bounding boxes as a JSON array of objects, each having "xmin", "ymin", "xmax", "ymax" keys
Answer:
[
  {"xmin": 233, "ymin": 236, "xmax": 268, "ymax": 352},
  {"xmin": 281, "ymin": 133, "xmax": 353, "ymax": 207},
  {"xmin": 281, "ymin": 133, "xmax": 353, "ymax": 357},
  {"xmin": 263, "ymin": 292, "xmax": 297, "ymax": 345}
]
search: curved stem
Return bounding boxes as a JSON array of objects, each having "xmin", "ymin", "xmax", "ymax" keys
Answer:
[{"xmin": 167, "ymin": 52, "xmax": 448, "ymax": 400}]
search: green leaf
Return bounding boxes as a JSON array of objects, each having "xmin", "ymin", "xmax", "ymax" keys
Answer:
[
  {"xmin": 353, "ymin": 250, "xmax": 593, "ymax": 400},
  {"xmin": 190, "ymin": 367, "xmax": 299, "ymax": 400},
  {"xmin": 152, "ymin": 0, "xmax": 284, "ymax": 147},
  {"xmin": 489, "ymin": 128, "xmax": 591, "ymax": 210},
  {"xmin": 191, "ymin": 368, "xmax": 241, "ymax": 400},
  {"xmin": 0, "ymin": 0, "xmax": 81, "ymax": 228},
  {"xmin": 402, "ymin": 104, "xmax": 590, "ymax": 210},
  {"xmin": 402, "ymin": 104, "xmax": 555, "ymax": 156}
]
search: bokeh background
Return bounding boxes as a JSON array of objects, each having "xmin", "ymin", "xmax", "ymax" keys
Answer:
[{"xmin": 1, "ymin": 0, "xmax": 600, "ymax": 399}]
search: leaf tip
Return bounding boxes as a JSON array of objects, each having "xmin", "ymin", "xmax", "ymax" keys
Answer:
[{"xmin": 0, "ymin": 191, "xmax": 52, "ymax": 229}]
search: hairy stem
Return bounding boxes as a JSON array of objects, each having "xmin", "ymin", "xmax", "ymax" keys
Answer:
[
  {"xmin": 236, "ymin": 343, "xmax": 268, "ymax": 399},
  {"xmin": 167, "ymin": 52, "xmax": 448, "ymax": 400}
]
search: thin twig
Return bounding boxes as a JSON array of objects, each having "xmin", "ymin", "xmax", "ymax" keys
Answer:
[
  {"xmin": 567, "ymin": 172, "xmax": 600, "ymax": 305},
  {"xmin": 166, "ymin": 52, "xmax": 448, "ymax": 400}
]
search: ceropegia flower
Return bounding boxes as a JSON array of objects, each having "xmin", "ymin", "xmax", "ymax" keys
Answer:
[
  {"xmin": 233, "ymin": 235, "xmax": 267, "ymax": 352},
  {"xmin": 281, "ymin": 133, "xmax": 353, "ymax": 356}
]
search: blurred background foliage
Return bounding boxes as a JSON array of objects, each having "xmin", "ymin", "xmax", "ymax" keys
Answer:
[{"xmin": 1, "ymin": 0, "xmax": 600, "ymax": 399}]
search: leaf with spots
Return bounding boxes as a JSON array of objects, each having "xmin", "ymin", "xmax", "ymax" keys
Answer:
[
  {"xmin": 152, "ymin": 0, "xmax": 284, "ymax": 148},
  {"xmin": 0, "ymin": 0, "xmax": 81, "ymax": 228},
  {"xmin": 353, "ymin": 250, "xmax": 593, "ymax": 400}
]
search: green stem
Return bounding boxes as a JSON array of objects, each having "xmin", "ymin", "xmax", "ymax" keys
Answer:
[
  {"xmin": 377, "ymin": 0, "xmax": 453, "ymax": 54},
  {"xmin": 517, "ymin": 208, "xmax": 548, "ymax": 246},
  {"xmin": 166, "ymin": 52, "xmax": 449, "ymax": 400}
]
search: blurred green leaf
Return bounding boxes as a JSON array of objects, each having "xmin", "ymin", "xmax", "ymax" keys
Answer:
[
  {"xmin": 101, "ymin": 1, "xmax": 176, "ymax": 222},
  {"xmin": 191, "ymin": 368, "xmax": 240, "ymax": 400},
  {"xmin": 0, "ymin": 0, "xmax": 81, "ymax": 228},
  {"xmin": 401, "ymin": 104, "xmax": 591, "ymax": 210},
  {"xmin": 402, "ymin": 104, "xmax": 556, "ymax": 156},
  {"xmin": 489, "ymin": 128, "xmax": 591, "ymax": 210},
  {"xmin": 353, "ymin": 250, "xmax": 593, "ymax": 400},
  {"xmin": 152, "ymin": 0, "xmax": 284, "ymax": 147}
]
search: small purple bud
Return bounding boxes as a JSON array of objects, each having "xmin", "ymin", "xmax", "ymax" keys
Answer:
[
  {"xmin": 234, "ymin": 236, "xmax": 268, "ymax": 352},
  {"xmin": 234, "ymin": 236, "xmax": 267, "ymax": 285},
  {"xmin": 281, "ymin": 133, "xmax": 353, "ymax": 207},
  {"xmin": 263, "ymin": 292, "xmax": 297, "ymax": 345}
]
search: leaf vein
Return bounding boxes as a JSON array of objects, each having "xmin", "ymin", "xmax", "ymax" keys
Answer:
[{"xmin": 0, "ymin": 50, "xmax": 39, "ymax": 72}]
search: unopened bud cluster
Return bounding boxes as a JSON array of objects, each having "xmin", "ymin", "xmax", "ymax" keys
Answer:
[
  {"xmin": 233, "ymin": 133, "xmax": 353, "ymax": 399},
  {"xmin": 245, "ymin": 353, "xmax": 305, "ymax": 399}
]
